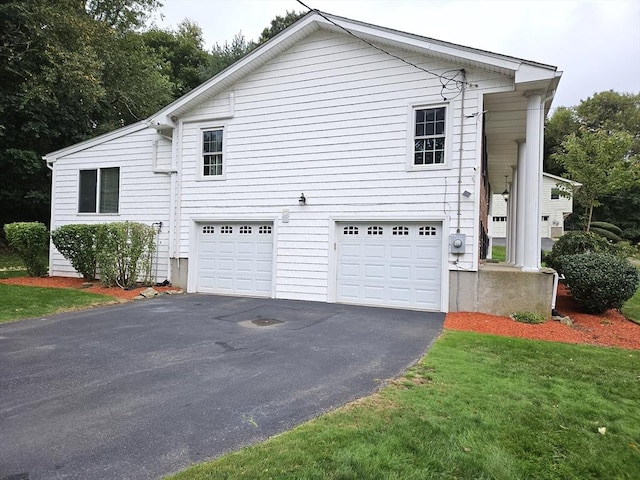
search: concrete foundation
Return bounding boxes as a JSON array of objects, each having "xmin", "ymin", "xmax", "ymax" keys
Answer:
[
  {"xmin": 169, "ymin": 258, "xmax": 189, "ymax": 289},
  {"xmin": 449, "ymin": 263, "xmax": 555, "ymax": 318}
]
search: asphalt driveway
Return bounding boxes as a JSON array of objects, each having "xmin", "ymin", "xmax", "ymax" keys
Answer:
[{"xmin": 0, "ymin": 294, "xmax": 444, "ymax": 480}]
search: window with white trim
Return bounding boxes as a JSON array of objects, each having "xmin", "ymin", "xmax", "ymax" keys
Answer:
[
  {"xmin": 78, "ymin": 167, "xmax": 119, "ymax": 213},
  {"xmin": 203, "ymin": 129, "xmax": 223, "ymax": 176},
  {"xmin": 414, "ymin": 106, "xmax": 446, "ymax": 165}
]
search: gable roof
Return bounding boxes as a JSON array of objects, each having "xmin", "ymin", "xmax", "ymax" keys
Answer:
[{"xmin": 147, "ymin": 10, "xmax": 560, "ymax": 128}]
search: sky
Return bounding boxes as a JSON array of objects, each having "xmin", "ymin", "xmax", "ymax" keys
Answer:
[{"xmin": 151, "ymin": 0, "xmax": 640, "ymax": 109}]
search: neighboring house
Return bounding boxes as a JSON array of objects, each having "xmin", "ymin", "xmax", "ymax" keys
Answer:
[
  {"xmin": 45, "ymin": 11, "xmax": 562, "ymax": 315},
  {"xmin": 490, "ymin": 172, "xmax": 578, "ymax": 238}
]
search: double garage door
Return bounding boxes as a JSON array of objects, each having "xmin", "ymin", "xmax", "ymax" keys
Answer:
[{"xmin": 196, "ymin": 221, "xmax": 442, "ymax": 310}]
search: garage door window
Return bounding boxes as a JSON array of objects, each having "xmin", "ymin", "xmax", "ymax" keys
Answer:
[
  {"xmin": 368, "ymin": 226, "xmax": 383, "ymax": 235},
  {"xmin": 419, "ymin": 226, "xmax": 437, "ymax": 236},
  {"xmin": 344, "ymin": 226, "xmax": 359, "ymax": 235},
  {"xmin": 392, "ymin": 226, "xmax": 409, "ymax": 235}
]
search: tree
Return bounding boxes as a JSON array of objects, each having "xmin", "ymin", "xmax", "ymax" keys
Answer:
[
  {"xmin": 86, "ymin": 0, "xmax": 163, "ymax": 31},
  {"xmin": 552, "ymin": 128, "xmax": 638, "ymax": 231},
  {"xmin": 258, "ymin": 10, "xmax": 306, "ymax": 44},
  {"xmin": 201, "ymin": 32, "xmax": 257, "ymax": 80},
  {"xmin": 544, "ymin": 107, "xmax": 580, "ymax": 176}
]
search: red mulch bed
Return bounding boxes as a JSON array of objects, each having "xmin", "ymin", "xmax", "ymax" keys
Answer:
[
  {"xmin": 0, "ymin": 276, "xmax": 177, "ymax": 300},
  {"xmin": 445, "ymin": 284, "xmax": 640, "ymax": 350}
]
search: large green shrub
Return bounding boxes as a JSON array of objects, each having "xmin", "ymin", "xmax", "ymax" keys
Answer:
[
  {"xmin": 3, "ymin": 222, "xmax": 49, "ymax": 277},
  {"xmin": 545, "ymin": 231, "xmax": 617, "ymax": 273},
  {"xmin": 51, "ymin": 224, "xmax": 101, "ymax": 280},
  {"xmin": 95, "ymin": 222, "xmax": 156, "ymax": 288},
  {"xmin": 562, "ymin": 253, "xmax": 639, "ymax": 314}
]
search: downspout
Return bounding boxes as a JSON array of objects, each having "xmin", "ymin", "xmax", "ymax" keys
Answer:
[{"xmin": 44, "ymin": 157, "xmax": 55, "ymax": 276}]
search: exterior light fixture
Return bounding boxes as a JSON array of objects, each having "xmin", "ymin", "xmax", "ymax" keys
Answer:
[
  {"xmin": 299, "ymin": 193, "xmax": 306, "ymax": 206},
  {"xmin": 501, "ymin": 175, "xmax": 509, "ymax": 202}
]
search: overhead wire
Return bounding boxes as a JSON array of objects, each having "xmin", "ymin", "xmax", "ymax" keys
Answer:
[{"xmin": 295, "ymin": 0, "xmax": 475, "ymax": 99}]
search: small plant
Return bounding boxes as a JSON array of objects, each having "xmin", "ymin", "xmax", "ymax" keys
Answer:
[
  {"xmin": 51, "ymin": 224, "xmax": 101, "ymax": 280},
  {"xmin": 510, "ymin": 311, "xmax": 546, "ymax": 324},
  {"xmin": 3, "ymin": 222, "xmax": 49, "ymax": 277},
  {"xmin": 95, "ymin": 222, "xmax": 156, "ymax": 288},
  {"xmin": 562, "ymin": 253, "xmax": 639, "ymax": 314}
]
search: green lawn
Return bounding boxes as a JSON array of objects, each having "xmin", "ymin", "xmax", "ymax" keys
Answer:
[
  {"xmin": 0, "ymin": 284, "xmax": 116, "ymax": 323},
  {"xmin": 168, "ymin": 332, "xmax": 640, "ymax": 480},
  {"xmin": 491, "ymin": 245, "xmax": 506, "ymax": 261},
  {"xmin": 0, "ymin": 249, "xmax": 27, "ymax": 279}
]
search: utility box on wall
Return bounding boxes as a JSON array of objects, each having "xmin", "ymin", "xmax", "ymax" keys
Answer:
[{"xmin": 449, "ymin": 233, "xmax": 466, "ymax": 255}]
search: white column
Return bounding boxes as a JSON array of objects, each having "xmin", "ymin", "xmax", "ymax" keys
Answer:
[
  {"xmin": 523, "ymin": 93, "xmax": 544, "ymax": 272},
  {"xmin": 509, "ymin": 165, "xmax": 518, "ymax": 264},
  {"xmin": 505, "ymin": 189, "xmax": 511, "ymax": 263},
  {"xmin": 515, "ymin": 141, "xmax": 526, "ymax": 267}
]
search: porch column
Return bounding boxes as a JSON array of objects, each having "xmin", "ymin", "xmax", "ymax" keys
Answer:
[
  {"xmin": 508, "ymin": 165, "xmax": 518, "ymax": 264},
  {"xmin": 515, "ymin": 141, "xmax": 526, "ymax": 267},
  {"xmin": 522, "ymin": 93, "xmax": 544, "ymax": 272}
]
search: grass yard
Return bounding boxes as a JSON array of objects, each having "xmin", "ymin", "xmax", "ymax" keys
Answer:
[
  {"xmin": 0, "ymin": 284, "xmax": 116, "ymax": 323},
  {"xmin": 0, "ymin": 249, "xmax": 27, "ymax": 279},
  {"xmin": 491, "ymin": 245, "xmax": 506, "ymax": 261},
  {"xmin": 169, "ymin": 331, "xmax": 640, "ymax": 480}
]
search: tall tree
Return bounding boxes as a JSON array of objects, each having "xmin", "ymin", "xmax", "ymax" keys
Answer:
[
  {"xmin": 257, "ymin": 10, "xmax": 306, "ymax": 44},
  {"xmin": 552, "ymin": 129, "xmax": 638, "ymax": 231}
]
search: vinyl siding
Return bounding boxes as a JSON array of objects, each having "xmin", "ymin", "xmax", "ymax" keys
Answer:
[
  {"xmin": 178, "ymin": 30, "xmax": 511, "ymax": 301},
  {"xmin": 49, "ymin": 127, "xmax": 172, "ymax": 281}
]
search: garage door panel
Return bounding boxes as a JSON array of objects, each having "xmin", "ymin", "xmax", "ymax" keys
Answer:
[
  {"xmin": 337, "ymin": 222, "xmax": 442, "ymax": 311},
  {"xmin": 197, "ymin": 223, "xmax": 273, "ymax": 297}
]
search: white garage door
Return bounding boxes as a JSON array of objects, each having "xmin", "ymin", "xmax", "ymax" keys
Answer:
[
  {"xmin": 197, "ymin": 223, "xmax": 273, "ymax": 296},
  {"xmin": 337, "ymin": 222, "xmax": 442, "ymax": 310}
]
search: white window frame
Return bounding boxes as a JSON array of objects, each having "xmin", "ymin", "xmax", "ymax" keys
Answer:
[
  {"xmin": 199, "ymin": 125, "xmax": 226, "ymax": 180},
  {"xmin": 406, "ymin": 102, "xmax": 452, "ymax": 171},
  {"xmin": 78, "ymin": 167, "xmax": 120, "ymax": 214}
]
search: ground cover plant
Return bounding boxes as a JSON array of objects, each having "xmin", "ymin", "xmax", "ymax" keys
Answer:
[
  {"xmin": 168, "ymin": 332, "xmax": 640, "ymax": 480},
  {"xmin": 0, "ymin": 284, "xmax": 116, "ymax": 323}
]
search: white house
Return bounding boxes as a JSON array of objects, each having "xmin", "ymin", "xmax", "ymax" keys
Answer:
[
  {"xmin": 45, "ymin": 11, "xmax": 562, "ymax": 315},
  {"xmin": 490, "ymin": 172, "xmax": 578, "ymax": 238}
]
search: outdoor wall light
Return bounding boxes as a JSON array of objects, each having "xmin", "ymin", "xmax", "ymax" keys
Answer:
[
  {"xmin": 299, "ymin": 193, "xmax": 306, "ymax": 206},
  {"xmin": 501, "ymin": 175, "xmax": 509, "ymax": 202}
]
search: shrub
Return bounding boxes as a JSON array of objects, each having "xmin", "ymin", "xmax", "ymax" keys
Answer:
[
  {"xmin": 510, "ymin": 312, "xmax": 546, "ymax": 324},
  {"xmin": 51, "ymin": 224, "xmax": 101, "ymax": 280},
  {"xmin": 3, "ymin": 222, "xmax": 49, "ymax": 277},
  {"xmin": 562, "ymin": 253, "xmax": 639, "ymax": 314},
  {"xmin": 590, "ymin": 227, "xmax": 622, "ymax": 243},
  {"xmin": 544, "ymin": 231, "xmax": 617, "ymax": 273},
  {"xmin": 95, "ymin": 222, "xmax": 156, "ymax": 288},
  {"xmin": 590, "ymin": 221, "xmax": 623, "ymax": 236}
]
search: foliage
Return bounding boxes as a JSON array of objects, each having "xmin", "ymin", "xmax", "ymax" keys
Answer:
[
  {"xmin": 562, "ymin": 253, "xmax": 639, "ymax": 314},
  {"xmin": 95, "ymin": 222, "xmax": 155, "ymax": 288},
  {"xmin": 51, "ymin": 224, "xmax": 101, "ymax": 280},
  {"xmin": 3, "ymin": 222, "xmax": 49, "ymax": 277},
  {"xmin": 201, "ymin": 32, "xmax": 257, "ymax": 80},
  {"xmin": 551, "ymin": 128, "xmax": 638, "ymax": 230},
  {"xmin": 0, "ymin": 284, "xmax": 114, "ymax": 323},
  {"xmin": 86, "ymin": 0, "xmax": 162, "ymax": 31},
  {"xmin": 621, "ymin": 271, "xmax": 640, "ymax": 324},
  {"xmin": 589, "ymin": 221, "xmax": 623, "ymax": 236},
  {"xmin": 590, "ymin": 227, "xmax": 622, "ymax": 243},
  {"xmin": 169, "ymin": 332, "xmax": 640, "ymax": 480},
  {"xmin": 544, "ymin": 230, "xmax": 617, "ymax": 273},
  {"xmin": 510, "ymin": 311, "xmax": 546, "ymax": 324},
  {"xmin": 543, "ymin": 107, "xmax": 580, "ymax": 176},
  {"xmin": 257, "ymin": 10, "xmax": 306, "ymax": 44}
]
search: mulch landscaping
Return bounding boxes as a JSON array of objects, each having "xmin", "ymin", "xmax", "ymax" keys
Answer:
[{"xmin": 2, "ymin": 276, "xmax": 639, "ymax": 350}]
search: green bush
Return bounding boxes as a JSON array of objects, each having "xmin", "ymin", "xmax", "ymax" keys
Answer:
[
  {"xmin": 51, "ymin": 224, "xmax": 101, "ymax": 280},
  {"xmin": 3, "ymin": 222, "xmax": 49, "ymax": 277},
  {"xmin": 562, "ymin": 253, "xmax": 639, "ymax": 314},
  {"xmin": 590, "ymin": 221, "xmax": 623, "ymax": 236},
  {"xmin": 95, "ymin": 222, "xmax": 156, "ymax": 288},
  {"xmin": 590, "ymin": 227, "xmax": 622, "ymax": 243},
  {"xmin": 544, "ymin": 231, "xmax": 617, "ymax": 274},
  {"xmin": 510, "ymin": 312, "xmax": 546, "ymax": 324}
]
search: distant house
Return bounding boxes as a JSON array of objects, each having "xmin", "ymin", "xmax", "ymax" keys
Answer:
[
  {"xmin": 45, "ymin": 11, "xmax": 562, "ymax": 315},
  {"xmin": 490, "ymin": 172, "xmax": 579, "ymax": 238}
]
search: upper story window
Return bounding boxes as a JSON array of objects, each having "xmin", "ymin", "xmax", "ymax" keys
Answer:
[
  {"xmin": 203, "ymin": 129, "xmax": 223, "ymax": 176},
  {"xmin": 551, "ymin": 188, "xmax": 561, "ymax": 200},
  {"xmin": 414, "ymin": 106, "xmax": 446, "ymax": 166},
  {"xmin": 79, "ymin": 167, "xmax": 119, "ymax": 213}
]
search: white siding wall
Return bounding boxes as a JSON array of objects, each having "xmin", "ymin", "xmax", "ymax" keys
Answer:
[
  {"xmin": 177, "ymin": 30, "xmax": 513, "ymax": 301},
  {"xmin": 50, "ymin": 127, "xmax": 172, "ymax": 281}
]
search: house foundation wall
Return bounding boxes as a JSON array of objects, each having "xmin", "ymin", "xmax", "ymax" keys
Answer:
[
  {"xmin": 448, "ymin": 266, "xmax": 554, "ymax": 318},
  {"xmin": 170, "ymin": 258, "xmax": 189, "ymax": 289}
]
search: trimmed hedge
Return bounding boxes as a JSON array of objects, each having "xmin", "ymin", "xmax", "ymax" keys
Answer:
[
  {"xmin": 562, "ymin": 253, "xmax": 639, "ymax": 314},
  {"xmin": 544, "ymin": 231, "xmax": 617, "ymax": 274},
  {"xmin": 590, "ymin": 221, "xmax": 623, "ymax": 236},
  {"xmin": 4, "ymin": 222, "xmax": 49, "ymax": 277},
  {"xmin": 51, "ymin": 224, "xmax": 100, "ymax": 280}
]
